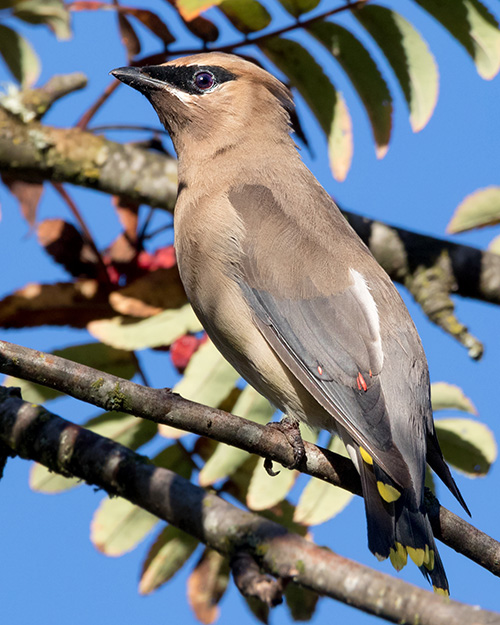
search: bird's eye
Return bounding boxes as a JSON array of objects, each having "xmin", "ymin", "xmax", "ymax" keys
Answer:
[{"xmin": 194, "ymin": 71, "xmax": 215, "ymax": 91}]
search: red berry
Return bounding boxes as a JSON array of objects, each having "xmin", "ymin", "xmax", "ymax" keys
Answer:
[
  {"xmin": 171, "ymin": 334, "xmax": 200, "ymax": 372},
  {"xmin": 153, "ymin": 246, "xmax": 176, "ymax": 269}
]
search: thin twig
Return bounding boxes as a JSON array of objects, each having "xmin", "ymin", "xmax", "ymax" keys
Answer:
[
  {"xmin": 89, "ymin": 124, "xmax": 168, "ymax": 134},
  {"xmin": 141, "ymin": 222, "xmax": 172, "ymax": 241},
  {"xmin": 76, "ymin": 80, "xmax": 119, "ymax": 130},
  {"xmin": 51, "ymin": 183, "xmax": 112, "ymax": 286},
  {"xmin": 132, "ymin": 351, "xmax": 150, "ymax": 386},
  {"xmin": 138, "ymin": 205, "xmax": 156, "ymax": 243}
]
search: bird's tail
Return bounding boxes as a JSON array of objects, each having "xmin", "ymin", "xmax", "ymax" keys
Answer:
[{"xmin": 358, "ymin": 451, "xmax": 450, "ymax": 595}]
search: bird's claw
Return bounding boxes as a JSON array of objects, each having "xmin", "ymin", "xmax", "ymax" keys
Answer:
[{"xmin": 264, "ymin": 416, "xmax": 305, "ymax": 475}]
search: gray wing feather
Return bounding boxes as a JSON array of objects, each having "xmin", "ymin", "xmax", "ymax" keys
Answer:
[
  {"xmin": 240, "ymin": 282, "xmax": 411, "ymax": 487},
  {"xmin": 230, "ymin": 182, "xmax": 413, "ymax": 486}
]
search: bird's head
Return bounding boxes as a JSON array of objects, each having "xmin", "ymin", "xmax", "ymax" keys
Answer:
[{"xmin": 110, "ymin": 53, "xmax": 294, "ymax": 156}]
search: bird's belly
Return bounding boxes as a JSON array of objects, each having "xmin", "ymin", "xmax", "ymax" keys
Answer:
[{"xmin": 185, "ymin": 273, "xmax": 334, "ymax": 432}]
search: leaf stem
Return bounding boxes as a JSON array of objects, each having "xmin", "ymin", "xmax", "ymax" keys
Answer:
[{"xmin": 51, "ymin": 182, "xmax": 112, "ymax": 286}]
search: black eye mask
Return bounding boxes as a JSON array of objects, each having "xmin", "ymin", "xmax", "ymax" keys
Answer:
[{"xmin": 142, "ymin": 65, "xmax": 237, "ymax": 95}]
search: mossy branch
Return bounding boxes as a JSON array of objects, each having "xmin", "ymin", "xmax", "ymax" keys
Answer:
[{"xmin": 0, "ymin": 384, "xmax": 499, "ymax": 625}]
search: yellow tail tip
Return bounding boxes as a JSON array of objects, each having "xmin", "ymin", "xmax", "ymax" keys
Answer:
[
  {"xmin": 376, "ymin": 481, "xmax": 401, "ymax": 503},
  {"xmin": 407, "ymin": 546, "xmax": 425, "ymax": 567},
  {"xmin": 389, "ymin": 542, "xmax": 407, "ymax": 571},
  {"xmin": 359, "ymin": 446, "xmax": 373, "ymax": 465},
  {"xmin": 433, "ymin": 586, "xmax": 449, "ymax": 598},
  {"xmin": 424, "ymin": 547, "xmax": 435, "ymax": 571}
]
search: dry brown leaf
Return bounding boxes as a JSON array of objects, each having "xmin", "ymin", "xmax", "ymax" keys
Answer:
[
  {"xmin": 107, "ymin": 232, "xmax": 138, "ymax": 266},
  {"xmin": 187, "ymin": 549, "xmax": 230, "ymax": 624},
  {"xmin": 109, "ymin": 267, "xmax": 187, "ymax": 316},
  {"xmin": 2, "ymin": 174, "xmax": 44, "ymax": 227},
  {"xmin": 111, "ymin": 196, "xmax": 139, "ymax": 243},
  {"xmin": 70, "ymin": 2, "xmax": 175, "ymax": 44},
  {"xmin": 37, "ymin": 218, "xmax": 98, "ymax": 277},
  {"xmin": 158, "ymin": 424, "xmax": 187, "ymax": 439},
  {"xmin": 117, "ymin": 10, "xmax": 141, "ymax": 59},
  {"xmin": 109, "ymin": 291, "xmax": 163, "ymax": 318},
  {"xmin": 0, "ymin": 280, "xmax": 115, "ymax": 328}
]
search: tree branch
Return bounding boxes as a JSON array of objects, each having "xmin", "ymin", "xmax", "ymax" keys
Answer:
[
  {"xmin": 0, "ymin": 72, "xmax": 88, "ymax": 122},
  {"xmin": 230, "ymin": 551, "xmax": 284, "ymax": 606},
  {"xmin": 0, "ymin": 385, "xmax": 498, "ymax": 625},
  {"xmin": 1, "ymin": 339, "xmax": 499, "ymax": 578},
  {"xmin": 1, "ymin": 107, "xmax": 499, "ymax": 338},
  {"xmin": 0, "ymin": 108, "xmax": 178, "ymax": 209}
]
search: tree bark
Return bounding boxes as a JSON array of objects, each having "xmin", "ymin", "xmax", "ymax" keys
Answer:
[
  {"xmin": 1, "ymin": 339, "xmax": 499, "ymax": 579},
  {"xmin": 0, "ymin": 107, "xmax": 178, "ymax": 209},
  {"xmin": 1, "ymin": 385, "xmax": 499, "ymax": 625}
]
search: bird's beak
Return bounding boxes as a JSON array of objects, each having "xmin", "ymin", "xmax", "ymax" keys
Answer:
[{"xmin": 110, "ymin": 66, "xmax": 161, "ymax": 94}]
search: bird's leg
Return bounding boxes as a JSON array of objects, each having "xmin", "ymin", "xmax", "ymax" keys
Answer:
[{"xmin": 264, "ymin": 416, "xmax": 306, "ymax": 476}]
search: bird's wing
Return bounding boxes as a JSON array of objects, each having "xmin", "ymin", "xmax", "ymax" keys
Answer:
[{"xmin": 229, "ymin": 183, "xmax": 411, "ymax": 486}]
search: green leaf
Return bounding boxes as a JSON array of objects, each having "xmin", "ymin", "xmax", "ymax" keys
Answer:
[
  {"xmin": 277, "ymin": 0, "xmax": 319, "ymax": 18},
  {"xmin": 355, "ymin": 5, "xmax": 438, "ymax": 132},
  {"xmin": 153, "ymin": 442, "xmax": 194, "ymax": 480},
  {"xmin": 436, "ymin": 417, "xmax": 497, "ymax": 477},
  {"xmin": 85, "ymin": 411, "xmax": 157, "ymax": 448},
  {"xmin": 173, "ymin": 339, "xmax": 239, "ymax": 407},
  {"xmin": 88, "ymin": 304, "xmax": 203, "ymax": 350},
  {"xmin": 30, "ymin": 412, "xmax": 156, "ymax": 494},
  {"xmin": 199, "ymin": 385, "xmax": 275, "ymax": 486},
  {"xmin": 176, "ymin": 0, "xmax": 222, "ymax": 21},
  {"xmin": 90, "ymin": 444, "xmax": 192, "ymax": 555},
  {"xmin": 13, "ymin": 0, "xmax": 71, "ymax": 40},
  {"xmin": 309, "ymin": 21, "xmax": 392, "ymax": 158},
  {"xmin": 285, "ymin": 582, "xmax": 320, "ymax": 621},
  {"xmin": 29, "ymin": 465, "xmax": 81, "ymax": 494},
  {"xmin": 0, "ymin": 24, "xmax": 40, "ymax": 86},
  {"xmin": 91, "ymin": 496, "xmax": 160, "ymax": 556},
  {"xmin": 488, "ymin": 233, "xmax": 500, "ymax": 255},
  {"xmin": 431, "ymin": 382, "xmax": 477, "ymax": 414},
  {"xmin": 247, "ymin": 457, "xmax": 297, "ymax": 511},
  {"xmin": 244, "ymin": 596, "xmax": 269, "ymax": 624},
  {"xmin": 447, "ymin": 186, "xmax": 500, "ymax": 233},
  {"xmin": 57, "ymin": 342, "xmax": 138, "ymax": 375},
  {"xmin": 414, "ymin": 0, "xmax": 500, "ymax": 80},
  {"xmin": 425, "ymin": 466, "xmax": 436, "ymax": 494},
  {"xmin": 139, "ymin": 525, "xmax": 198, "ymax": 595},
  {"xmin": 3, "ymin": 342, "xmax": 137, "ymax": 403},
  {"xmin": 262, "ymin": 37, "xmax": 353, "ymax": 181},
  {"xmin": 293, "ymin": 436, "xmax": 353, "ymax": 525},
  {"xmin": 218, "ymin": 0, "xmax": 271, "ymax": 34},
  {"xmin": 3, "ymin": 377, "xmax": 60, "ymax": 405},
  {"xmin": 259, "ymin": 499, "xmax": 308, "ymax": 536}
]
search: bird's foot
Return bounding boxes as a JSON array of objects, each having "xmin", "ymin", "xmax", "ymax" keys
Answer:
[{"xmin": 264, "ymin": 416, "xmax": 306, "ymax": 476}]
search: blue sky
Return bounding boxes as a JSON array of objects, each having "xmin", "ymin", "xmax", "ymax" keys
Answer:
[{"xmin": 1, "ymin": 1, "xmax": 500, "ymax": 623}]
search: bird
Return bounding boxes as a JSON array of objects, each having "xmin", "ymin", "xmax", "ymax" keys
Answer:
[{"xmin": 111, "ymin": 52, "xmax": 469, "ymax": 595}]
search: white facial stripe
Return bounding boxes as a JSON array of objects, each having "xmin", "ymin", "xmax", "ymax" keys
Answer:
[
  {"xmin": 349, "ymin": 268, "xmax": 383, "ymax": 366},
  {"xmin": 165, "ymin": 85, "xmax": 199, "ymax": 104}
]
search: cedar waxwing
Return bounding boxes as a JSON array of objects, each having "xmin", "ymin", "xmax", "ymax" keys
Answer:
[{"xmin": 111, "ymin": 53, "xmax": 469, "ymax": 595}]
